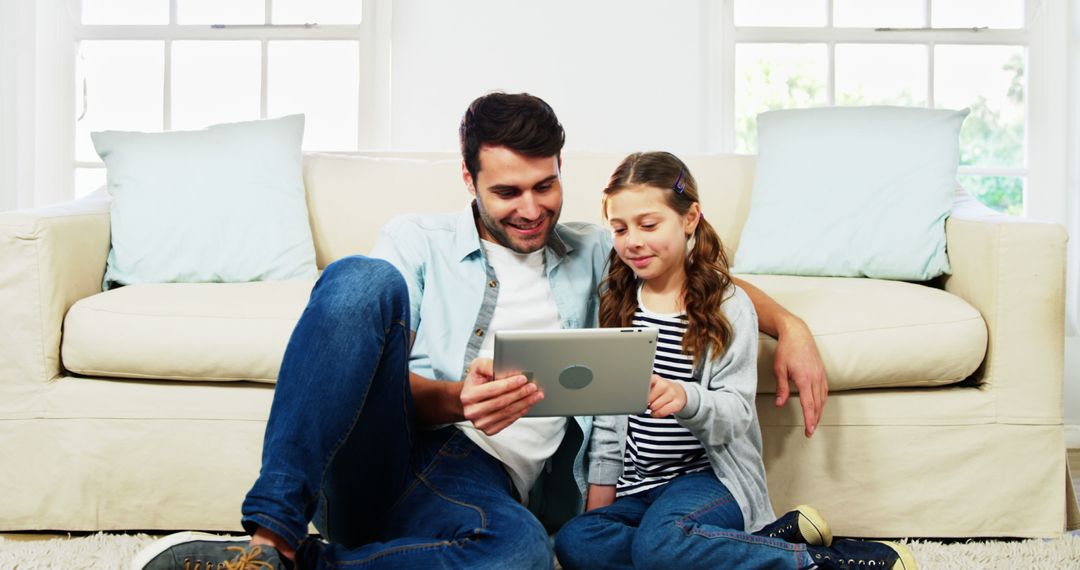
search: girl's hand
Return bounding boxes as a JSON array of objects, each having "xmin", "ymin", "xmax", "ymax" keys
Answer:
[
  {"xmin": 586, "ymin": 484, "xmax": 616, "ymax": 511},
  {"xmin": 647, "ymin": 374, "xmax": 687, "ymax": 418}
]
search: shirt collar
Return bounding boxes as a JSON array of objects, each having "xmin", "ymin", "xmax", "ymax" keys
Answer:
[{"xmin": 453, "ymin": 201, "xmax": 573, "ymax": 262}]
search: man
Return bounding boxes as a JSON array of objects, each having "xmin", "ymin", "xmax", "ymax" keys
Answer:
[{"xmin": 134, "ymin": 93, "xmax": 827, "ymax": 569}]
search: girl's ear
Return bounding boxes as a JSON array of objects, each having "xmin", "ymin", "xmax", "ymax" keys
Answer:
[{"xmin": 684, "ymin": 202, "xmax": 701, "ymax": 236}]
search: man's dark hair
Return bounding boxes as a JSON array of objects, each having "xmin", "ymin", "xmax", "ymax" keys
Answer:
[{"xmin": 459, "ymin": 92, "xmax": 565, "ymax": 184}]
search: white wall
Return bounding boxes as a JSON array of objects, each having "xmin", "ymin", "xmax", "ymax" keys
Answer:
[{"xmin": 391, "ymin": 0, "xmax": 713, "ymax": 155}]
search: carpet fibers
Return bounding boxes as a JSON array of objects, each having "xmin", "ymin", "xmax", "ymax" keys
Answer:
[{"xmin": 2, "ymin": 532, "xmax": 1080, "ymax": 569}]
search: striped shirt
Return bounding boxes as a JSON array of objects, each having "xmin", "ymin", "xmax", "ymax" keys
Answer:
[{"xmin": 616, "ymin": 301, "xmax": 710, "ymax": 497}]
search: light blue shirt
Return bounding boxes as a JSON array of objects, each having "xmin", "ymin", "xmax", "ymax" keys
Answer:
[{"xmin": 371, "ymin": 204, "xmax": 614, "ymax": 527}]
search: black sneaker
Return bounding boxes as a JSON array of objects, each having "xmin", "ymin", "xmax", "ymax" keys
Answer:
[
  {"xmin": 807, "ymin": 539, "xmax": 917, "ymax": 570},
  {"xmin": 754, "ymin": 504, "xmax": 833, "ymax": 546},
  {"xmin": 130, "ymin": 531, "xmax": 290, "ymax": 570}
]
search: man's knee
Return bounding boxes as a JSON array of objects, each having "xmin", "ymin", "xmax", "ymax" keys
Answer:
[
  {"xmin": 482, "ymin": 516, "xmax": 551, "ymax": 570},
  {"xmin": 317, "ymin": 256, "xmax": 408, "ymax": 319}
]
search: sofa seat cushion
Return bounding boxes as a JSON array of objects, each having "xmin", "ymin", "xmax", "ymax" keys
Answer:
[
  {"xmin": 62, "ymin": 280, "xmax": 315, "ymax": 383},
  {"xmin": 741, "ymin": 274, "xmax": 987, "ymax": 393}
]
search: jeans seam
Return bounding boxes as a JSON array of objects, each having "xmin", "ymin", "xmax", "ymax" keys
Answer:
[
  {"xmin": 413, "ymin": 472, "xmax": 488, "ymax": 531},
  {"xmin": 312, "ymin": 319, "xmax": 405, "ymax": 537},
  {"xmin": 381, "ymin": 432, "xmax": 480, "ymax": 527},
  {"xmin": 675, "ymin": 526, "xmax": 809, "ymax": 553},
  {"xmin": 330, "ymin": 539, "xmax": 464, "ymax": 566},
  {"xmin": 673, "ymin": 493, "xmax": 737, "ymax": 528},
  {"xmin": 245, "ymin": 513, "xmax": 305, "ymax": 548}
]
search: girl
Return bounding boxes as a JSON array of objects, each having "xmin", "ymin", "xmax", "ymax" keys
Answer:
[{"xmin": 553, "ymin": 152, "xmax": 915, "ymax": 570}]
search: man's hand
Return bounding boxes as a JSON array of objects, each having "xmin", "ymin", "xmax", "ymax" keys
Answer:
[
  {"xmin": 460, "ymin": 358, "xmax": 543, "ymax": 436},
  {"xmin": 647, "ymin": 374, "xmax": 687, "ymax": 418},
  {"xmin": 774, "ymin": 317, "xmax": 828, "ymax": 438}
]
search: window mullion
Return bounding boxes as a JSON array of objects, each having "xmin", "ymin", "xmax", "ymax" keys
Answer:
[
  {"xmin": 163, "ymin": 40, "xmax": 172, "ymax": 131},
  {"xmin": 927, "ymin": 41, "xmax": 935, "ymax": 108},
  {"xmin": 260, "ymin": 41, "xmax": 269, "ymax": 119}
]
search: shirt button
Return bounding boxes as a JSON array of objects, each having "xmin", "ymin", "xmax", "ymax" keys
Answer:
[
  {"xmin": 475, "ymin": 328, "xmax": 484, "ymax": 337},
  {"xmin": 488, "ymin": 280, "xmax": 498, "ymax": 288}
]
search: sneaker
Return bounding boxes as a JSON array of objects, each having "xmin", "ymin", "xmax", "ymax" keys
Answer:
[
  {"xmin": 754, "ymin": 504, "xmax": 833, "ymax": 546},
  {"xmin": 807, "ymin": 539, "xmax": 917, "ymax": 570},
  {"xmin": 130, "ymin": 531, "xmax": 290, "ymax": 570}
]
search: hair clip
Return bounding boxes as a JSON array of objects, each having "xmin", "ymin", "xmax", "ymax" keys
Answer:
[{"xmin": 673, "ymin": 171, "xmax": 686, "ymax": 194}]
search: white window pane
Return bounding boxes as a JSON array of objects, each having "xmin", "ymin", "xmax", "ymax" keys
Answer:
[
  {"xmin": 932, "ymin": 0, "xmax": 1023, "ymax": 29},
  {"xmin": 734, "ymin": 0, "xmax": 826, "ymax": 27},
  {"xmin": 75, "ymin": 168, "xmax": 108, "ymax": 199},
  {"xmin": 834, "ymin": 0, "xmax": 925, "ymax": 28},
  {"xmin": 268, "ymin": 41, "xmax": 359, "ymax": 151},
  {"xmin": 935, "ymin": 45, "xmax": 1026, "ymax": 168},
  {"xmin": 735, "ymin": 44, "xmax": 828, "ymax": 153},
  {"xmin": 172, "ymin": 41, "xmax": 261, "ymax": 130},
  {"xmin": 177, "ymin": 0, "xmax": 264, "ymax": 25},
  {"xmin": 75, "ymin": 41, "xmax": 164, "ymax": 162},
  {"xmin": 836, "ymin": 44, "xmax": 927, "ymax": 106},
  {"xmin": 959, "ymin": 175, "xmax": 1023, "ymax": 216},
  {"xmin": 273, "ymin": 0, "xmax": 363, "ymax": 25},
  {"xmin": 82, "ymin": 0, "xmax": 168, "ymax": 25}
]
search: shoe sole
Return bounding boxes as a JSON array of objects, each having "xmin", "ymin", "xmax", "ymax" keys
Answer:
[
  {"xmin": 875, "ymin": 540, "xmax": 918, "ymax": 570},
  {"xmin": 129, "ymin": 531, "xmax": 250, "ymax": 570},
  {"xmin": 793, "ymin": 504, "xmax": 833, "ymax": 547}
]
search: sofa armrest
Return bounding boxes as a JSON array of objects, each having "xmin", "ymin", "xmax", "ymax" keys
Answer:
[
  {"xmin": 943, "ymin": 194, "xmax": 1067, "ymax": 423},
  {"xmin": 0, "ymin": 194, "xmax": 111, "ymax": 395}
]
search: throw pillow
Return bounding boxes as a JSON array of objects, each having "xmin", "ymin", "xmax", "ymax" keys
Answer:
[
  {"xmin": 92, "ymin": 114, "xmax": 317, "ymax": 287},
  {"xmin": 731, "ymin": 106, "xmax": 969, "ymax": 280}
]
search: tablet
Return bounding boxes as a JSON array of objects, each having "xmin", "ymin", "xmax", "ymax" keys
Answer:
[{"xmin": 493, "ymin": 327, "xmax": 659, "ymax": 417}]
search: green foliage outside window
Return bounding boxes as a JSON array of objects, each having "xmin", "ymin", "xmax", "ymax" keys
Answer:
[{"xmin": 735, "ymin": 52, "xmax": 1026, "ymax": 216}]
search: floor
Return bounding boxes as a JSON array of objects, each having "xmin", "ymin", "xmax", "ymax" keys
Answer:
[{"xmin": 5, "ymin": 450, "xmax": 1080, "ymax": 544}]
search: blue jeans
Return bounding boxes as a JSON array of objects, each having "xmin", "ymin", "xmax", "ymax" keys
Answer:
[
  {"xmin": 554, "ymin": 472, "xmax": 814, "ymax": 570},
  {"xmin": 240, "ymin": 256, "xmax": 552, "ymax": 569}
]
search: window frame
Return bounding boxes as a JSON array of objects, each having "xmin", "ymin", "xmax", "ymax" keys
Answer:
[
  {"xmin": 712, "ymin": 0, "xmax": 1052, "ymax": 218},
  {"xmin": 70, "ymin": 0, "xmax": 391, "ymax": 188}
]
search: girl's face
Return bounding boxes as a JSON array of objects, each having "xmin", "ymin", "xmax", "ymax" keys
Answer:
[{"xmin": 606, "ymin": 184, "xmax": 700, "ymax": 287}]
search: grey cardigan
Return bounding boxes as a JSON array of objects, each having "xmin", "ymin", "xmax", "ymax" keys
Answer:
[{"xmin": 586, "ymin": 285, "xmax": 776, "ymax": 532}]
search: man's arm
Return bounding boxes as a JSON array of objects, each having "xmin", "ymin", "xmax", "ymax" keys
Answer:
[
  {"xmin": 409, "ymin": 349, "xmax": 542, "ymax": 433},
  {"xmin": 731, "ymin": 276, "xmax": 828, "ymax": 438}
]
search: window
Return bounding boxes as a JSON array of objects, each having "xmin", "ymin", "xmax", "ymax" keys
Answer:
[
  {"xmin": 728, "ymin": 0, "xmax": 1028, "ymax": 215},
  {"xmin": 73, "ymin": 0, "xmax": 379, "ymax": 198}
]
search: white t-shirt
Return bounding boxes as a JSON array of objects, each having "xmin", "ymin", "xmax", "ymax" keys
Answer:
[{"xmin": 455, "ymin": 239, "xmax": 567, "ymax": 502}]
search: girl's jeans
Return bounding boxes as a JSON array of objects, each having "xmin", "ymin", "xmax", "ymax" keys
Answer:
[
  {"xmin": 239, "ymin": 256, "xmax": 551, "ymax": 569},
  {"xmin": 554, "ymin": 471, "xmax": 815, "ymax": 570}
]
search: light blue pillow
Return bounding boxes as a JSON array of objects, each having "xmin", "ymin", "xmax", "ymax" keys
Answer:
[
  {"xmin": 732, "ymin": 106, "xmax": 968, "ymax": 280},
  {"xmin": 92, "ymin": 115, "xmax": 317, "ymax": 287}
]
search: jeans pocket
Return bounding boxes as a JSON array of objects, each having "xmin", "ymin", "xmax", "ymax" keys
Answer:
[{"xmin": 436, "ymin": 431, "xmax": 475, "ymax": 459}]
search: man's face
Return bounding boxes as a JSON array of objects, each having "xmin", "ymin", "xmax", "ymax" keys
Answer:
[{"xmin": 464, "ymin": 145, "xmax": 563, "ymax": 254}]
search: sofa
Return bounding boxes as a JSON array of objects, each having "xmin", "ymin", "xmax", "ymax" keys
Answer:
[{"xmin": 1, "ymin": 151, "xmax": 1077, "ymax": 538}]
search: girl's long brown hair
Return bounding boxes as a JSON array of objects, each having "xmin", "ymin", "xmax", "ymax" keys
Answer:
[{"xmin": 598, "ymin": 152, "xmax": 734, "ymax": 366}]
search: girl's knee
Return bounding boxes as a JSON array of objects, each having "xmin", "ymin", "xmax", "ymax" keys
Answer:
[
  {"xmin": 631, "ymin": 521, "xmax": 684, "ymax": 570},
  {"xmin": 554, "ymin": 514, "xmax": 626, "ymax": 570}
]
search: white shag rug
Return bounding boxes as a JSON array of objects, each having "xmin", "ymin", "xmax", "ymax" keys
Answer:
[{"xmin": 2, "ymin": 532, "xmax": 1080, "ymax": 569}]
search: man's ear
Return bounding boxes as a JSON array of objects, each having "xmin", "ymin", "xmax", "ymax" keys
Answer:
[{"xmin": 462, "ymin": 161, "xmax": 477, "ymax": 197}]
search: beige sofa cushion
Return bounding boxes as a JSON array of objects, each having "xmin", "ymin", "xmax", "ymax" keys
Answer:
[
  {"xmin": 302, "ymin": 152, "xmax": 758, "ymax": 268},
  {"xmin": 61, "ymin": 271, "xmax": 986, "ymax": 391},
  {"xmin": 744, "ymin": 274, "xmax": 988, "ymax": 392},
  {"xmin": 62, "ymin": 281, "xmax": 314, "ymax": 383}
]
